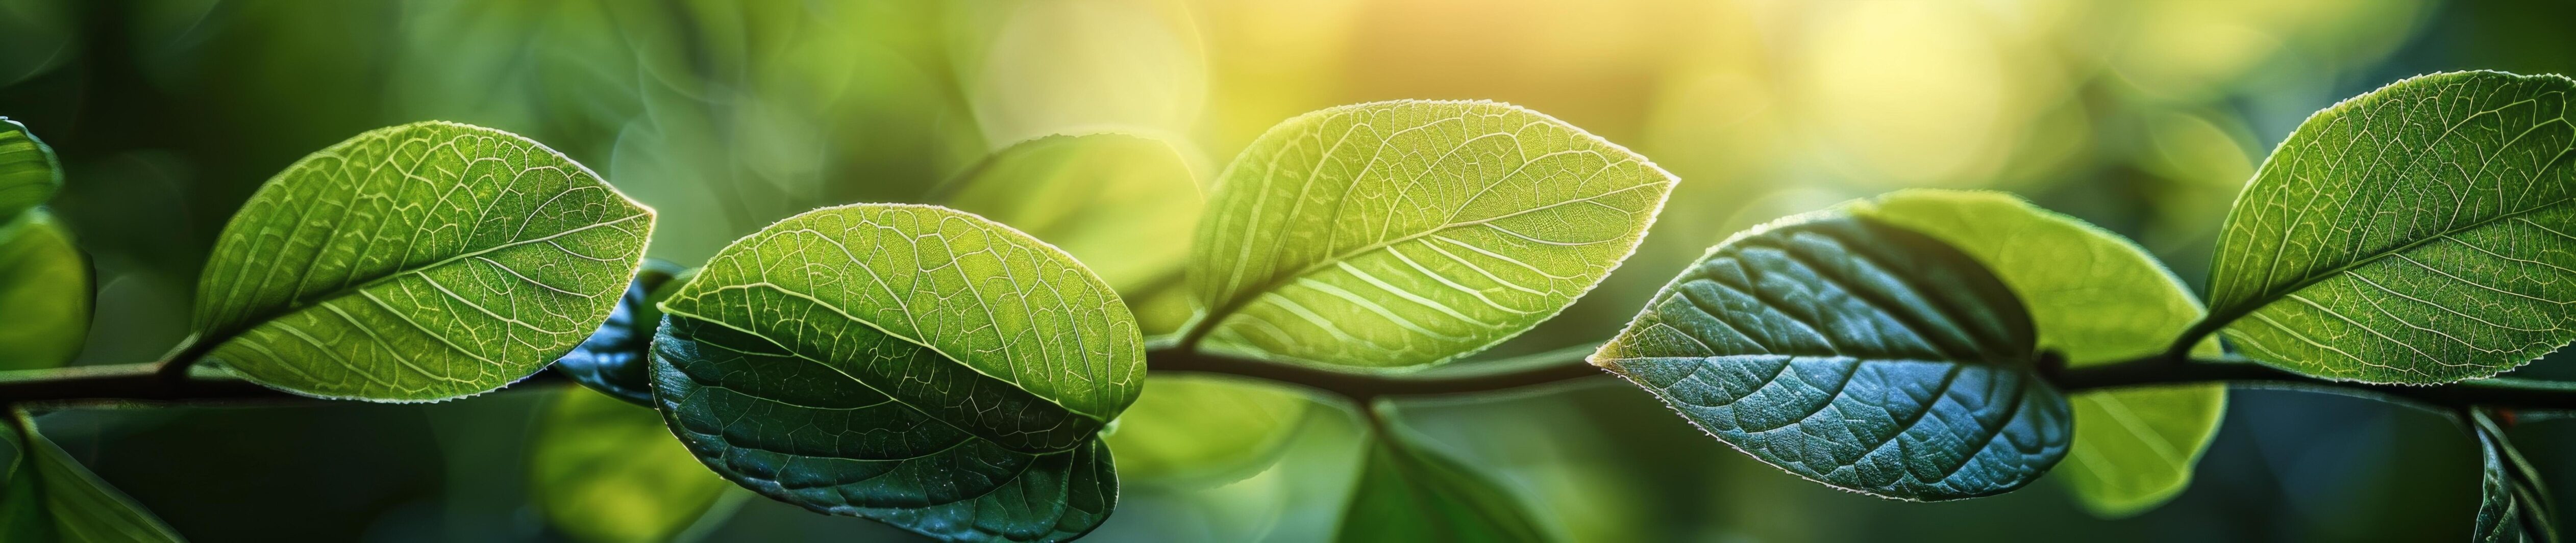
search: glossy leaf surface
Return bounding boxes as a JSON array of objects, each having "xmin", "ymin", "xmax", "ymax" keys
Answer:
[
  {"xmin": 1853, "ymin": 190, "xmax": 2224, "ymax": 516},
  {"xmin": 1591, "ymin": 212, "xmax": 2070, "ymax": 501},
  {"xmin": 2207, "ymin": 70, "xmax": 2576, "ymax": 384},
  {"xmin": 651, "ymin": 203, "xmax": 1137, "ymax": 542},
  {"xmin": 1188, "ymin": 100, "xmax": 1676, "ymax": 369},
  {"xmin": 191, "ymin": 121, "xmax": 653, "ymax": 401},
  {"xmin": 0, "ymin": 211, "xmax": 88, "ymax": 371}
]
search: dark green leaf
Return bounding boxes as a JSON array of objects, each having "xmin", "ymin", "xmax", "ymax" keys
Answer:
[
  {"xmin": 190, "ymin": 121, "xmax": 654, "ymax": 402},
  {"xmin": 2206, "ymin": 70, "xmax": 2576, "ymax": 384},
  {"xmin": 2470, "ymin": 408, "xmax": 2559, "ymax": 543},
  {"xmin": 1589, "ymin": 211, "xmax": 2070, "ymax": 501},
  {"xmin": 555, "ymin": 260, "xmax": 689, "ymax": 406},
  {"xmin": 1337, "ymin": 409, "xmax": 1552, "ymax": 542},
  {"xmin": 529, "ymin": 387, "xmax": 739, "ymax": 543},
  {"xmin": 0, "ymin": 411, "xmax": 186, "ymax": 542},
  {"xmin": 0, "ymin": 117, "xmax": 60, "ymax": 225},
  {"xmin": 0, "ymin": 211, "xmax": 87, "ymax": 370},
  {"xmin": 651, "ymin": 203, "xmax": 1139, "ymax": 542},
  {"xmin": 1187, "ymin": 100, "xmax": 1677, "ymax": 369},
  {"xmin": 1852, "ymin": 190, "xmax": 2224, "ymax": 516}
]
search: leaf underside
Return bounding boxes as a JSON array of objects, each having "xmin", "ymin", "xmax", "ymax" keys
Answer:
[
  {"xmin": 1, "ymin": 412, "xmax": 186, "ymax": 542},
  {"xmin": 650, "ymin": 204, "xmax": 1138, "ymax": 542},
  {"xmin": 1189, "ymin": 100, "xmax": 1676, "ymax": 369},
  {"xmin": 556, "ymin": 260, "xmax": 686, "ymax": 406},
  {"xmin": 192, "ymin": 121, "xmax": 652, "ymax": 401},
  {"xmin": 2208, "ymin": 70, "xmax": 2576, "ymax": 384},
  {"xmin": 1591, "ymin": 213, "xmax": 2070, "ymax": 501},
  {"xmin": 1337, "ymin": 433, "xmax": 1552, "ymax": 543},
  {"xmin": 2471, "ymin": 409, "xmax": 2559, "ymax": 543}
]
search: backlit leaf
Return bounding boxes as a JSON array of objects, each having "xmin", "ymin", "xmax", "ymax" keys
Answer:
[
  {"xmin": 0, "ymin": 117, "xmax": 57, "ymax": 224},
  {"xmin": 0, "ymin": 410, "xmax": 185, "ymax": 542},
  {"xmin": 555, "ymin": 260, "xmax": 689, "ymax": 406},
  {"xmin": 529, "ymin": 387, "xmax": 739, "ymax": 543},
  {"xmin": 651, "ymin": 203, "xmax": 1138, "ymax": 542},
  {"xmin": 2469, "ymin": 408, "xmax": 2558, "ymax": 543},
  {"xmin": 2206, "ymin": 70, "xmax": 2576, "ymax": 384},
  {"xmin": 1851, "ymin": 190, "xmax": 2224, "ymax": 517},
  {"xmin": 1187, "ymin": 100, "xmax": 1676, "ymax": 369},
  {"xmin": 1590, "ymin": 211, "xmax": 2070, "ymax": 501},
  {"xmin": 0, "ymin": 211, "xmax": 87, "ymax": 371},
  {"xmin": 190, "ymin": 121, "xmax": 653, "ymax": 401}
]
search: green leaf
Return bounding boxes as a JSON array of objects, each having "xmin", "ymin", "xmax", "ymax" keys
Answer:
[
  {"xmin": 1186, "ymin": 100, "xmax": 1677, "ymax": 369},
  {"xmin": 2206, "ymin": 70, "xmax": 2576, "ymax": 384},
  {"xmin": 0, "ymin": 411, "xmax": 186, "ymax": 542},
  {"xmin": 1850, "ymin": 190, "xmax": 2224, "ymax": 517},
  {"xmin": 0, "ymin": 211, "xmax": 87, "ymax": 370},
  {"xmin": 2469, "ymin": 408, "xmax": 2559, "ymax": 543},
  {"xmin": 0, "ymin": 117, "xmax": 59, "ymax": 224},
  {"xmin": 555, "ymin": 260, "xmax": 689, "ymax": 406},
  {"xmin": 530, "ymin": 387, "xmax": 739, "ymax": 543},
  {"xmin": 1589, "ymin": 211, "xmax": 2070, "ymax": 501},
  {"xmin": 189, "ymin": 121, "xmax": 654, "ymax": 402},
  {"xmin": 1337, "ymin": 409, "xmax": 1552, "ymax": 543},
  {"xmin": 938, "ymin": 133, "xmax": 1201, "ymax": 295},
  {"xmin": 1103, "ymin": 375, "xmax": 1309, "ymax": 487},
  {"xmin": 651, "ymin": 203, "xmax": 1138, "ymax": 542}
]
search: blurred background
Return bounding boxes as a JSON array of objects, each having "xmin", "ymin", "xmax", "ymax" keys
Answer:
[{"xmin": 4, "ymin": 0, "xmax": 2573, "ymax": 541}]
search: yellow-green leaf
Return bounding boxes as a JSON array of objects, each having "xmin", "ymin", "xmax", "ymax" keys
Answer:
[
  {"xmin": 529, "ymin": 388, "xmax": 737, "ymax": 543},
  {"xmin": 0, "ymin": 211, "xmax": 87, "ymax": 370}
]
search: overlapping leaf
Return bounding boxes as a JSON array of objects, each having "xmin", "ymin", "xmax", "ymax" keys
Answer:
[
  {"xmin": 2207, "ymin": 70, "xmax": 2576, "ymax": 384},
  {"xmin": 529, "ymin": 388, "xmax": 738, "ymax": 543},
  {"xmin": 651, "ymin": 204, "xmax": 1139, "ymax": 542},
  {"xmin": 1590, "ymin": 212, "xmax": 2070, "ymax": 501},
  {"xmin": 1187, "ymin": 100, "xmax": 1677, "ymax": 369},
  {"xmin": 934, "ymin": 133, "xmax": 1205, "ymax": 335},
  {"xmin": 1853, "ymin": 190, "xmax": 2225, "ymax": 516},
  {"xmin": 0, "ymin": 411, "xmax": 186, "ymax": 542},
  {"xmin": 0, "ymin": 211, "xmax": 86, "ymax": 371},
  {"xmin": 191, "ymin": 121, "xmax": 653, "ymax": 401},
  {"xmin": 2470, "ymin": 409, "xmax": 2558, "ymax": 543},
  {"xmin": 0, "ymin": 118, "xmax": 58, "ymax": 224},
  {"xmin": 555, "ymin": 260, "xmax": 689, "ymax": 406}
]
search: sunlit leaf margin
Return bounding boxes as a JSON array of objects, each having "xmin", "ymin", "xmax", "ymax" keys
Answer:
[
  {"xmin": 1186, "ymin": 99, "xmax": 1677, "ymax": 369},
  {"xmin": 190, "ymin": 121, "xmax": 653, "ymax": 402},
  {"xmin": 2205, "ymin": 70, "xmax": 2576, "ymax": 384},
  {"xmin": 1591, "ymin": 210, "xmax": 2069, "ymax": 501},
  {"xmin": 651, "ymin": 203, "xmax": 1137, "ymax": 542},
  {"xmin": 1850, "ymin": 190, "xmax": 2224, "ymax": 516}
]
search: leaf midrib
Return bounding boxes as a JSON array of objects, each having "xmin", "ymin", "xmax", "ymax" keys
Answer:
[
  {"xmin": 197, "ymin": 211, "xmax": 649, "ymax": 345},
  {"xmin": 2209, "ymin": 197, "xmax": 2572, "ymax": 332}
]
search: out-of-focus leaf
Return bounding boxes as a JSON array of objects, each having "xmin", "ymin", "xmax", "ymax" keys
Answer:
[
  {"xmin": 0, "ymin": 211, "xmax": 86, "ymax": 370},
  {"xmin": 529, "ymin": 387, "xmax": 738, "ymax": 543},
  {"xmin": 1187, "ymin": 100, "xmax": 1677, "ymax": 369},
  {"xmin": 2469, "ymin": 408, "xmax": 2558, "ymax": 543},
  {"xmin": 1104, "ymin": 375, "xmax": 1309, "ymax": 487},
  {"xmin": 651, "ymin": 204, "xmax": 1138, "ymax": 542},
  {"xmin": 1337, "ymin": 407, "xmax": 1552, "ymax": 542},
  {"xmin": 190, "ymin": 121, "xmax": 653, "ymax": 402},
  {"xmin": 1851, "ymin": 190, "xmax": 2224, "ymax": 517},
  {"xmin": 555, "ymin": 260, "xmax": 689, "ymax": 406},
  {"xmin": 0, "ymin": 410, "xmax": 186, "ymax": 542},
  {"xmin": 2206, "ymin": 70, "xmax": 2576, "ymax": 384},
  {"xmin": 0, "ymin": 117, "xmax": 60, "ymax": 224},
  {"xmin": 0, "ymin": 0, "xmax": 73, "ymax": 86},
  {"xmin": 1590, "ymin": 211, "xmax": 2069, "ymax": 501},
  {"xmin": 939, "ymin": 133, "xmax": 1200, "ymax": 297}
]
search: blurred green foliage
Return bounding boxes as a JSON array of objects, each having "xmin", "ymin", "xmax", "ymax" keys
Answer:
[{"xmin": 4, "ymin": 0, "xmax": 2568, "ymax": 541}]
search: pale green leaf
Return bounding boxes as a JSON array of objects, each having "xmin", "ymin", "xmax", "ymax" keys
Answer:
[
  {"xmin": 190, "ymin": 121, "xmax": 654, "ymax": 402},
  {"xmin": 2470, "ymin": 408, "xmax": 2558, "ymax": 543},
  {"xmin": 0, "ymin": 117, "xmax": 60, "ymax": 225},
  {"xmin": 0, "ymin": 411, "xmax": 186, "ymax": 542},
  {"xmin": 0, "ymin": 211, "xmax": 87, "ymax": 370},
  {"xmin": 1187, "ymin": 100, "xmax": 1677, "ymax": 369},
  {"xmin": 1850, "ymin": 190, "xmax": 2224, "ymax": 517},
  {"xmin": 1590, "ymin": 211, "xmax": 2070, "ymax": 501},
  {"xmin": 651, "ymin": 203, "xmax": 1138, "ymax": 542},
  {"xmin": 2206, "ymin": 70, "xmax": 2576, "ymax": 384},
  {"xmin": 529, "ymin": 387, "xmax": 739, "ymax": 543},
  {"xmin": 554, "ymin": 260, "xmax": 689, "ymax": 406},
  {"xmin": 1103, "ymin": 375, "xmax": 1309, "ymax": 487},
  {"xmin": 939, "ymin": 133, "xmax": 1201, "ymax": 294},
  {"xmin": 1337, "ymin": 408, "xmax": 1552, "ymax": 543}
]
